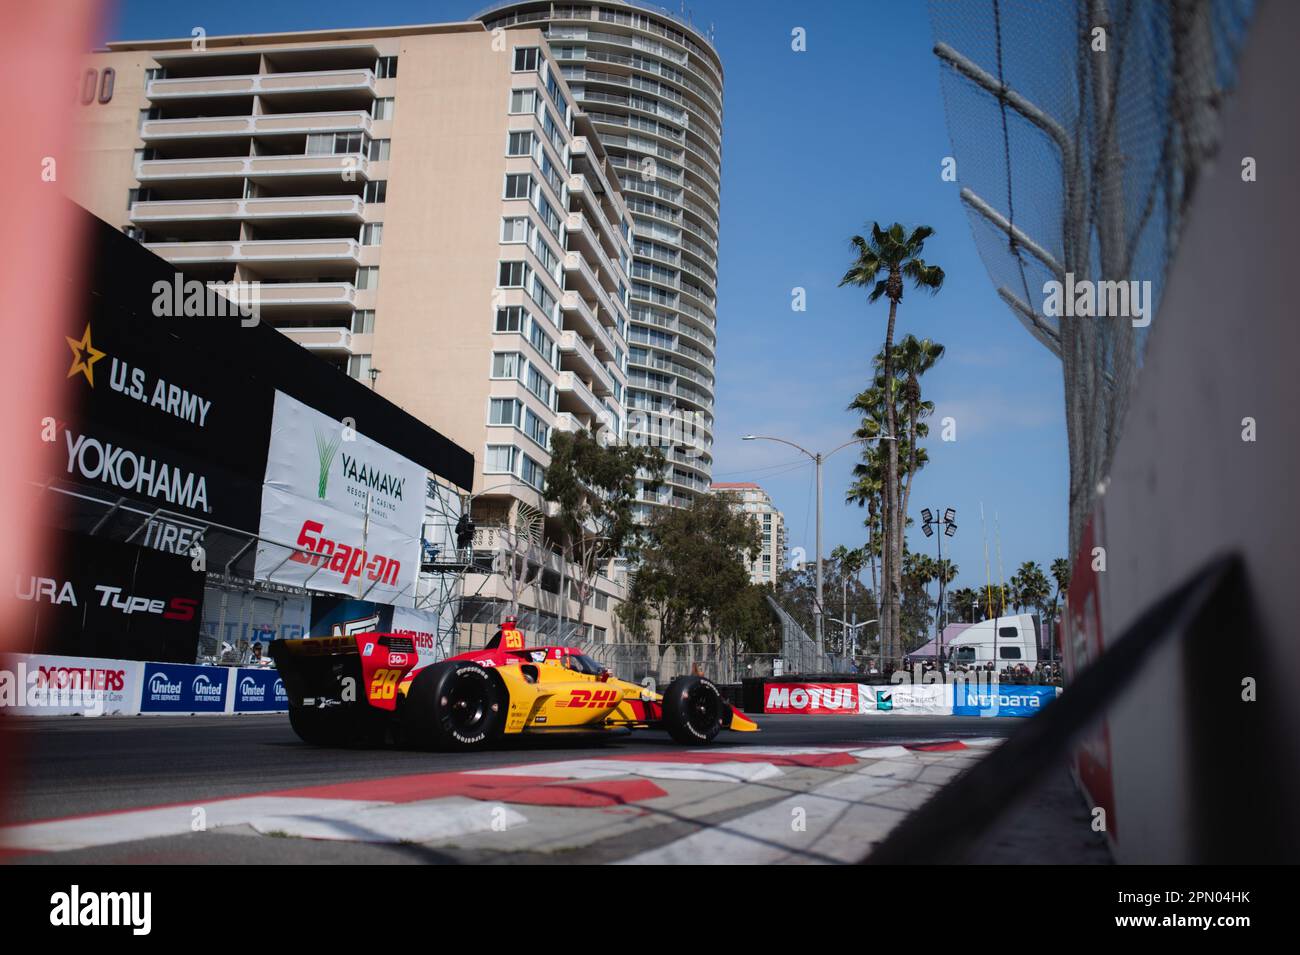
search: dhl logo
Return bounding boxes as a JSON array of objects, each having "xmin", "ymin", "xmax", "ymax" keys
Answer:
[{"xmin": 559, "ymin": 688, "xmax": 620, "ymax": 708}]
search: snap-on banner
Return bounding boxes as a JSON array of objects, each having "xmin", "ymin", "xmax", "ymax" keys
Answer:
[{"xmin": 953, "ymin": 682, "xmax": 1060, "ymax": 717}]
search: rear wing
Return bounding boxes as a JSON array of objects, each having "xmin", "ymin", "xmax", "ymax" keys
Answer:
[{"xmin": 270, "ymin": 633, "xmax": 419, "ymax": 711}]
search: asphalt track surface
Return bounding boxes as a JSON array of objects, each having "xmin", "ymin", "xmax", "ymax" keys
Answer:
[
  {"xmin": 3, "ymin": 712, "xmax": 1013, "ymax": 820},
  {"xmin": 0, "ymin": 714, "xmax": 1107, "ymax": 863}
]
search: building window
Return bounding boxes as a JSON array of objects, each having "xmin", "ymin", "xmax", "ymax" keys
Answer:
[
  {"xmin": 491, "ymin": 352, "xmax": 522, "ymax": 379},
  {"xmin": 367, "ymin": 138, "xmax": 391, "ymax": 161},
  {"xmin": 509, "ymin": 88, "xmax": 538, "ymax": 115},
  {"xmin": 307, "ymin": 132, "xmax": 365, "ymax": 155},
  {"xmin": 371, "ymin": 97, "xmax": 395, "ymax": 120},
  {"xmin": 375, "ymin": 56, "xmax": 398, "ymax": 79},
  {"xmin": 122, "ymin": 225, "xmax": 145, "ymax": 242},
  {"xmin": 521, "ymin": 454, "xmax": 544, "ymax": 490},
  {"xmin": 501, "ymin": 216, "xmax": 530, "ymax": 243},
  {"xmin": 513, "ymin": 47, "xmax": 541, "ymax": 72},
  {"xmin": 525, "ymin": 365, "xmax": 552, "ymax": 405},
  {"xmin": 363, "ymin": 180, "xmax": 387, "ymax": 203},
  {"xmin": 524, "ymin": 408, "xmax": 548, "ymax": 448},
  {"xmin": 504, "ymin": 173, "xmax": 535, "ymax": 200},
  {"xmin": 498, "ymin": 260, "xmax": 528, "ymax": 288},
  {"xmin": 489, "ymin": 398, "xmax": 521, "ymax": 426},
  {"xmin": 528, "ymin": 320, "xmax": 555, "ymax": 367},
  {"xmin": 347, "ymin": 354, "xmax": 372, "ymax": 380},
  {"xmin": 361, "ymin": 223, "xmax": 383, "ymax": 245},
  {"xmin": 355, "ymin": 267, "xmax": 379, "ymax": 290},
  {"xmin": 351, "ymin": 310, "xmax": 376, "ymax": 334},
  {"xmin": 485, "ymin": 444, "xmax": 518, "ymax": 475},
  {"xmin": 507, "ymin": 130, "xmax": 535, "ymax": 157},
  {"xmin": 594, "ymin": 591, "xmax": 609, "ymax": 612},
  {"xmin": 144, "ymin": 67, "xmax": 166, "ymax": 82},
  {"xmin": 495, "ymin": 306, "xmax": 523, "ymax": 332}
]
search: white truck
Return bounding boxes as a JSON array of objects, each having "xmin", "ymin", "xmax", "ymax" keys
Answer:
[{"xmin": 942, "ymin": 613, "xmax": 1040, "ymax": 666}]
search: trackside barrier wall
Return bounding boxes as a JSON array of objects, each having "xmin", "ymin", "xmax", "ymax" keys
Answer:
[
  {"xmin": 0, "ymin": 653, "xmax": 288, "ymax": 716},
  {"xmin": 748, "ymin": 679, "xmax": 1059, "ymax": 717}
]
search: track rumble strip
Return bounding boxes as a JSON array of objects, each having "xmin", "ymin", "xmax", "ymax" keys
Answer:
[{"xmin": 0, "ymin": 739, "xmax": 999, "ymax": 862}]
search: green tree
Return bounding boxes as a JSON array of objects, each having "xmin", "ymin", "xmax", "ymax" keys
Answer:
[
  {"xmin": 543, "ymin": 430, "xmax": 662, "ymax": 631},
  {"xmin": 1009, "ymin": 560, "xmax": 1051, "ymax": 618},
  {"xmin": 713, "ymin": 582, "xmax": 780, "ymax": 675},
  {"xmin": 840, "ymin": 224, "xmax": 944, "ymax": 667},
  {"xmin": 618, "ymin": 493, "xmax": 759, "ymax": 671}
]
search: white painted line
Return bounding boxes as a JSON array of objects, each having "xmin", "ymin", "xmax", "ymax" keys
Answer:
[
  {"xmin": 0, "ymin": 796, "xmax": 385, "ymax": 853},
  {"xmin": 468, "ymin": 758, "xmax": 785, "ymax": 784},
  {"xmin": 248, "ymin": 798, "xmax": 527, "ymax": 843}
]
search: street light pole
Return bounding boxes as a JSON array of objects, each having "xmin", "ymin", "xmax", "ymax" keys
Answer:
[
  {"xmin": 921, "ymin": 508, "xmax": 957, "ymax": 674},
  {"xmin": 744, "ymin": 433, "xmax": 894, "ymax": 662}
]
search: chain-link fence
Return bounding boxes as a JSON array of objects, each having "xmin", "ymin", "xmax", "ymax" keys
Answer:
[
  {"xmin": 930, "ymin": 0, "xmax": 1256, "ymax": 554},
  {"xmin": 764, "ymin": 595, "xmax": 852, "ymax": 674},
  {"xmin": 576, "ymin": 642, "xmax": 776, "ymax": 685}
]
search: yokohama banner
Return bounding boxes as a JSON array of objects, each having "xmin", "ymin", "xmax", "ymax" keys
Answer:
[{"xmin": 253, "ymin": 392, "xmax": 425, "ymax": 606}]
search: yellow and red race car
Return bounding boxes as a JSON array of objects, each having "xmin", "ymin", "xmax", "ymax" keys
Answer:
[{"xmin": 269, "ymin": 624, "xmax": 758, "ymax": 750}]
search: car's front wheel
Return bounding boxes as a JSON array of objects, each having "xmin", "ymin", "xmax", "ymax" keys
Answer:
[
  {"xmin": 399, "ymin": 661, "xmax": 506, "ymax": 751},
  {"xmin": 663, "ymin": 675, "xmax": 723, "ymax": 744}
]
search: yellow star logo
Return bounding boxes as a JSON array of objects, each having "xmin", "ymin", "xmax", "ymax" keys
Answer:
[{"xmin": 66, "ymin": 323, "xmax": 106, "ymax": 387}]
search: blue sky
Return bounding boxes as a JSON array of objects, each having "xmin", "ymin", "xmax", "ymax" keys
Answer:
[{"xmin": 103, "ymin": 0, "xmax": 1069, "ymax": 593}]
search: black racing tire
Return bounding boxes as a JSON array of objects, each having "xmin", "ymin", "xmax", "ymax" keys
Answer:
[
  {"xmin": 663, "ymin": 675, "xmax": 724, "ymax": 745},
  {"xmin": 398, "ymin": 661, "xmax": 506, "ymax": 751},
  {"xmin": 288, "ymin": 704, "xmax": 388, "ymax": 748}
]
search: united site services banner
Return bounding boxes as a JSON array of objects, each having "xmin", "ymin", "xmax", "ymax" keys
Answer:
[{"xmin": 254, "ymin": 392, "xmax": 426, "ymax": 605}]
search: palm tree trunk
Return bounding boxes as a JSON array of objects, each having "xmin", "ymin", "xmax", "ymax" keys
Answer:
[{"xmin": 882, "ymin": 293, "xmax": 901, "ymax": 665}]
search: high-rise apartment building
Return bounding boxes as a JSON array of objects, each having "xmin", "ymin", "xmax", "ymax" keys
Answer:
[
  {"xmin": 709, "ymin": 483, "xmax": 787, "ymax": 587},
  {"xmin": 480, "ymin": 3, "xmax": 723, "ymax": 519},
  {"xmin": 69, "ymin": 21, "xmax": 635, "ymax": 644}
]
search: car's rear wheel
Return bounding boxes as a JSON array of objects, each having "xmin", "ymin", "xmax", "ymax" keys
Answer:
[
  {"xmin": 663, "ymin": 675, "xmax": 723, "ymax": 744},
  {"xmin": 399, "ymin": 661, "xmax": 506, "ymax": 751}
]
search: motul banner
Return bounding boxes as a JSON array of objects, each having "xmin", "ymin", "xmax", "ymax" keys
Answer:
[
  {"xmin": 763, "ymin": 683, "xmax": 861, "ymax": 714},
  {"xmin": 254, "ymin": 392, "xmax": 426, "ymax": 606}
]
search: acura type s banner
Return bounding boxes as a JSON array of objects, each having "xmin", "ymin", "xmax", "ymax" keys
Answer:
[{"xmin": 254, "ymin": 391, "xmax": 426, "ymax": 606}]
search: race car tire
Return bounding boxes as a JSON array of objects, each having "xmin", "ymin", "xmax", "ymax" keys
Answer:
[
  {"xmin": 663, "ymin": 675, "xmax": 724, "ymax": 744},
  {"xmin": 399, "ymin": 661, "xmax": 506, "ymax": 751},
  {"xmin": 288, "ymin": 704, "xmax": 388, "ymax": 748}
]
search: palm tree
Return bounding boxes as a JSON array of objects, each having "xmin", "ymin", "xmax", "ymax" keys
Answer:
[
  {"xmin": 1010, "ymin": 561, "xmax": 1052, "ymax": 618},
  {"xmin": 890, "ymin": 334, "xmax": 944, "ymax": 559},
  {"xmin": 840, "ymin": 223, "xmax": 944, "ymax": 665}
]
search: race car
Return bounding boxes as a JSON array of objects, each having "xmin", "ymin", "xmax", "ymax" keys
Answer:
[{"xmin": 269, "ymin": 620, "xmax": 758, "ymax": 750}]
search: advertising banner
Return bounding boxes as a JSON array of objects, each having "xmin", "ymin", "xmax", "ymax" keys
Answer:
[
  {"xmin": 763, "ymin": 682, "xmax": 861, "ymax": 714},
  {"xmin": 391, "ymin": 605, "xmax": 454, "ymax": 667},
  {"xmin": 861, "ymin": 683, "xmax": 954, "ymax": 714},
  {"xmin": 13, "ymin": 531, "xmax": 204, "ymax": 663},
  {"xmin": 139, "ymin": 662, "xmax": 230, "ymax": 713},
  {"xmin": 953, "ymin": 682, "xmax": 1059, "ymax": 717},
  {"xmin": 254, "ymin": 391, "xmax": 426, "ymax": 605},
  {"xmin": 231, "ymin": 668, "xmax": 289, "ymax": 713},
  {"xmin": 0, "ymin": 653, "xmax": 144, "ymax": 716}
]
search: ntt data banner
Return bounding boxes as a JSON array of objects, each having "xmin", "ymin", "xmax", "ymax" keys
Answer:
[
  {"xmin": 953, "ymin": 682, "xmax": 1060, "ymax": 717},
  {"xmin": 254, "ymin": 392, "xmax": 425, "ymax": 605}
]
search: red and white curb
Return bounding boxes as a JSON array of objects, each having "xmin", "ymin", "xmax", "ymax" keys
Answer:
[{"xmin": 0, "ymin": 739, "xmax": 998, "ymax": 855}]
